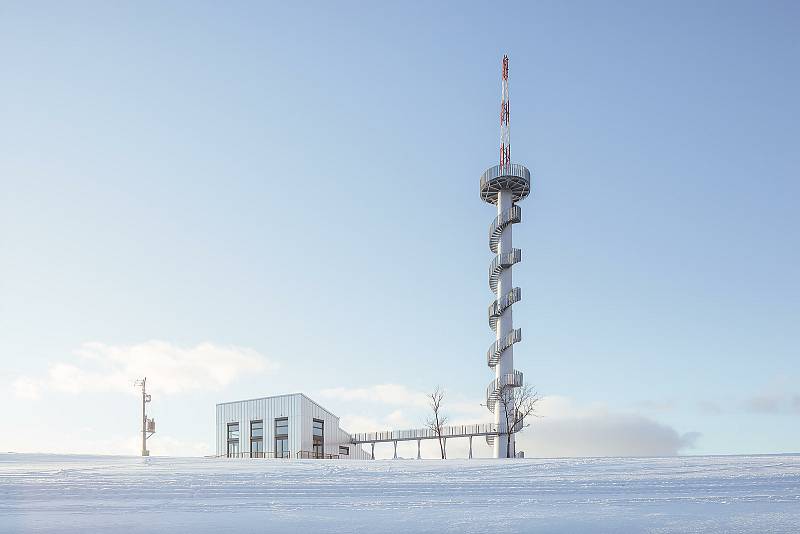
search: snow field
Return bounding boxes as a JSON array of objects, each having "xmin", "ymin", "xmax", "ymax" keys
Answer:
[{"xmin": 1, "ymin": 454, "xmax": 798, "ymax": 533}]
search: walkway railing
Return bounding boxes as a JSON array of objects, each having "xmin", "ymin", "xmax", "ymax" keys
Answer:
[
  {"xmin": 296, "ymin": 451, "xmax": 340, "ymax": 459},
  {"xmin": 489, "ymin": 205, "xmax": 521, "ymax": 254},
  {"xmin": 488, "ymin": 287, "xmax": 521, "ymax": 332},
  {"xmin": 218, "ymin": 451, "xmax": 346, "ymax": 460},
  {"xmin": 488, "ymin": 249, "xmax": 521, "ymax": 293},
  {"xmin": 350, "ymin": 423, "xmax": 500, "ymax": 444},
  {"xmin": 217, "ymin": 451, "xmax": 292, "ymax": 459},
  {"xmin": 486, "ymin": 328, "xmax": 522, "ymax": 368},
  {"xmin": 486, "ymin": 371, "xmax": 524, "ymax": 413}
]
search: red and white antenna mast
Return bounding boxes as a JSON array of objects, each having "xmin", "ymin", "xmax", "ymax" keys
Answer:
[{"xmin": 500, "ymin": 55, "xmax": 511, "ymax": 166}]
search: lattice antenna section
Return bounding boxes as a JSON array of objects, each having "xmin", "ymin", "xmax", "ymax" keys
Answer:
[{"xmin": 500, "ymin": 55, "xmax": 511, "ymax": 166}]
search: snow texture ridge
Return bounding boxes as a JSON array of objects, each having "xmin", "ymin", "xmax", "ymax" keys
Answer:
[{"xmin": 1, "ymin": 454, "xmax": 799, "ymax": 533}]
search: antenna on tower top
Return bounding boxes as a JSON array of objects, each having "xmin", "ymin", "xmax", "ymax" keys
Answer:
[{"xmin": 500, "ymin": 55, "xmax": 510, "ymax": 167}]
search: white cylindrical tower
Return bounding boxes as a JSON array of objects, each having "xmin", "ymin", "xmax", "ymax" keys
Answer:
[{"xmin": 480, "ymin": 55, "xmax": 530, "ymax": 458}]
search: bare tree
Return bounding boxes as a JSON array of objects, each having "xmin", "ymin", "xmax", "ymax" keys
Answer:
[
  {"xmin": 497, "ymin": 384, "xmax": 541, "ymax": 458},
  {"xmin": 425, "ymin": 386, "xmax": 448, "ymax": 459}
]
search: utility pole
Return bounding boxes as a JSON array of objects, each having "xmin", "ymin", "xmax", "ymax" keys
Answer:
[{"xmin": 134, "ymin": 378, "xmax": 156, "ymax": 456}]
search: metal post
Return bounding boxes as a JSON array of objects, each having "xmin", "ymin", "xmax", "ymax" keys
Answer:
[
  {"xmin": 495, "ymin": 189, "xmax": 514, "ymax": 459},
  {"xmin": 141, "ymin": 378, "xmax": 147, "ymax": 456},
  {"xmin": 417, "ymin": 439, "xmax": 421, "ymax": 460},
  {"xmin": 469, "ymin": 436, "xmax": 473, "ymax": 459},
  {"xmin": 393, "ymin": 441, "xmax": 398, "ymax": 459},
  {"xmin": 370, "ymin": 442, "xmax": 375, "ymax": 460},
  {"xmin": 134, "ymin": 377, "xmax": 151, "ymax": 457}
]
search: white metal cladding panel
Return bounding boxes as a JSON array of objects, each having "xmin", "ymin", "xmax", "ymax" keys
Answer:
[
  {"xmin": 217, "ymin": 393, "xmax": 299, "ymax": 456},
  {"xmin": 215, "ymin": 393, "xmax": 367, "ymax": 458},
  {"xmin": 332, "ymin": 426, "xmax": 370, "ymax": 459},
  {"xmin": 300, "ymin": 395, "xmax": 341, "ymax": 454},
  {"xmin": 298, "ymin": 395, "xmax": 370, "ymax": 458},
  {"xmin": 300, "ymin": 396, "xmax": 312, "ymax": 453},
  {"xmin": 289, "ymin": 394, "xmax": 303, "ymax": 455}
]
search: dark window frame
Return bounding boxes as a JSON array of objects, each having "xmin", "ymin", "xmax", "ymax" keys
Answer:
[
  {"xmin": 312, "ymin": 418, "xmax": 324, "ymax": 458},
  {"xmin": 312, "ymin": 418, "xmax": 324, "ymax": 437},
  {"xmin": 250, "ymin": 420, "xmax": 264, "ymax": 438},
  {"xmin": 226, "ymin": 422, "xmax": 240, "ymax": 458},
  {"xmin": 275, "ymin": 417, "xmax": 288, "ymax": 436},
  {"xmin": 275, "ymin": 417, "xmax": 289, "ymax": 458},
  {"xmin": 250, "ymin": 420, "xmax": 264, "ymax": 458}
]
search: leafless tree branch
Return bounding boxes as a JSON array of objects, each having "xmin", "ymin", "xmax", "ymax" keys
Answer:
[
  {"xmin": 497, "ymin": 384, "xmax": 541, "ymax": 458},
  {"xmin": 425, "ymin": 386, "xmax": 448, "ymax": 459}
]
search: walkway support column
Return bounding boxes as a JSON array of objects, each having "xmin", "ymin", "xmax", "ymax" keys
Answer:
[
  {"xmin": 371, "ymin": 442, "xmax": 375, "ymax": 460},
  {"xmin": 469, "ymin": 436, "xmax": 473, "ymax": 459},
  {"xmin": 417, "ymin": 439, "xmax": 421, "ymax": 460},
  {"xmin": 393, "ymin": 441, "xmax": 398, "ymax": 459}
]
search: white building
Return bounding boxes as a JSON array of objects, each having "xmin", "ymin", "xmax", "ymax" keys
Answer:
[{"xmin": 215, "ymin": 393, "xmax": 370, "ymax": 459}]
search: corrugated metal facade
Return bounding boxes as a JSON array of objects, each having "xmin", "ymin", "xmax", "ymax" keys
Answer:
[{"xmin": 215, "ymin": 393, "xmax": 369, "ymax": 459}]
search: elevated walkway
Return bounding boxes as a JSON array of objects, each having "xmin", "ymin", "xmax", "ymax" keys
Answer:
[
  {"xmin": 350, "ymin": 423, "xmax": 499, "ymax": 444},
  {"xmin": 350, "ymin": 422, "xmax": 520, "ymax": 459}
]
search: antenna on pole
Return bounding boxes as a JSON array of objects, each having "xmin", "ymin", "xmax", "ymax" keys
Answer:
[
  {"xmin": 500, "ymin": 54, "xmax": 511, "ymax": 167},
  {"xmin": 134, "ymin": 377, "xmax": 155, "ymax": 456}
]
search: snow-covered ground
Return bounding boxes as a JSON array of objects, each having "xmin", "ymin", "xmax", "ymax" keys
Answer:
[{"xmin": 1, "ymin": 454, "xmax": 798, "ymax": 533}]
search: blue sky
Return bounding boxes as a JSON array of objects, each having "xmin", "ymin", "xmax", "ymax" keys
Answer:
[{"xmin": 1, "ymin": 1, "xmax": 798, "ymax": 458}]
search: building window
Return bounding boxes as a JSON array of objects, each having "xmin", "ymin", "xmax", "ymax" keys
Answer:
[
  {"xmin": 339, "ymin": 446, "xmax": 349, "ymax": 456},
  {"xmin": 250, "ymin": 420, "xmax": 264, "ymax": 458},
  {"xmin": 312, "ymin": 419, "xmax": 324, "ymax": 458},
  {"xmin": 275, "ymin": 418, "xmax": 289, "ymax": 458},
  {"xmin": 226, "ymin": 422, "xmax": 240, "ymax": 458}
]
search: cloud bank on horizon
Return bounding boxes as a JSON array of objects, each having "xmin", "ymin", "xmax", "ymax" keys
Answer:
[
  {"xmin": 13, "ymin": 340, "xmax": 278, "ymax": 399},
  {"xmin": 8, "ymin": 340, "xmax": 701, "ymax": 458},
  {"xmin": 320, "ymin": 385, "xmax": 699, "ymax": 458}
]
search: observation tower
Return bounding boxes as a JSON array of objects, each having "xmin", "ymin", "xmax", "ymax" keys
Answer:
[{"xmin": 480, "ymin": 55, "xmax": 531, "ymax": 459}]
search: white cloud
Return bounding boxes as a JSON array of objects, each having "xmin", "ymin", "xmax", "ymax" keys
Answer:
[
  {"xmin": 149, "ymin": 435, "xmax": 213, "ymax": 457},
  {"xmin": 635, "ymin": 399, "xmax": 675, "ymax": 412},
  {"xmin": 12, "ymin": 377, "xmax": 42, "ymax": 400},
  {"xmin": 13, "ymin": 340, "xmax": 277, "ymax": 398},
  {"xmin": 8, "ymin": 431, "xmax": 211, "ymax": 457},
  {"xmin": 331, "ymin": 387, "xmax": 699, "ymax": 458},
  {"xmin": 738, "ymin": 376, "xmax": 800, "ymax": 415},
  {"xmin": 697, "ymin": 400, "xmax": 724, "ymax": 415},
  {"xmin": 517, "ymin": 395, "xmax": 699, "ymax": 457},
  {"xmin": 340, "ymin": 409, "xmax": 415, "ymax": 434},
  {"xmin": 744, "ymin": 393, "xmax": 800, "ymax": 414},
  {"xmin": 519, "ymin": 413, "xmax": 699, "ymax": 457},
  {"xmin": 319, "ymin": 384, "xmax": 429, "ymax": 408}
]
